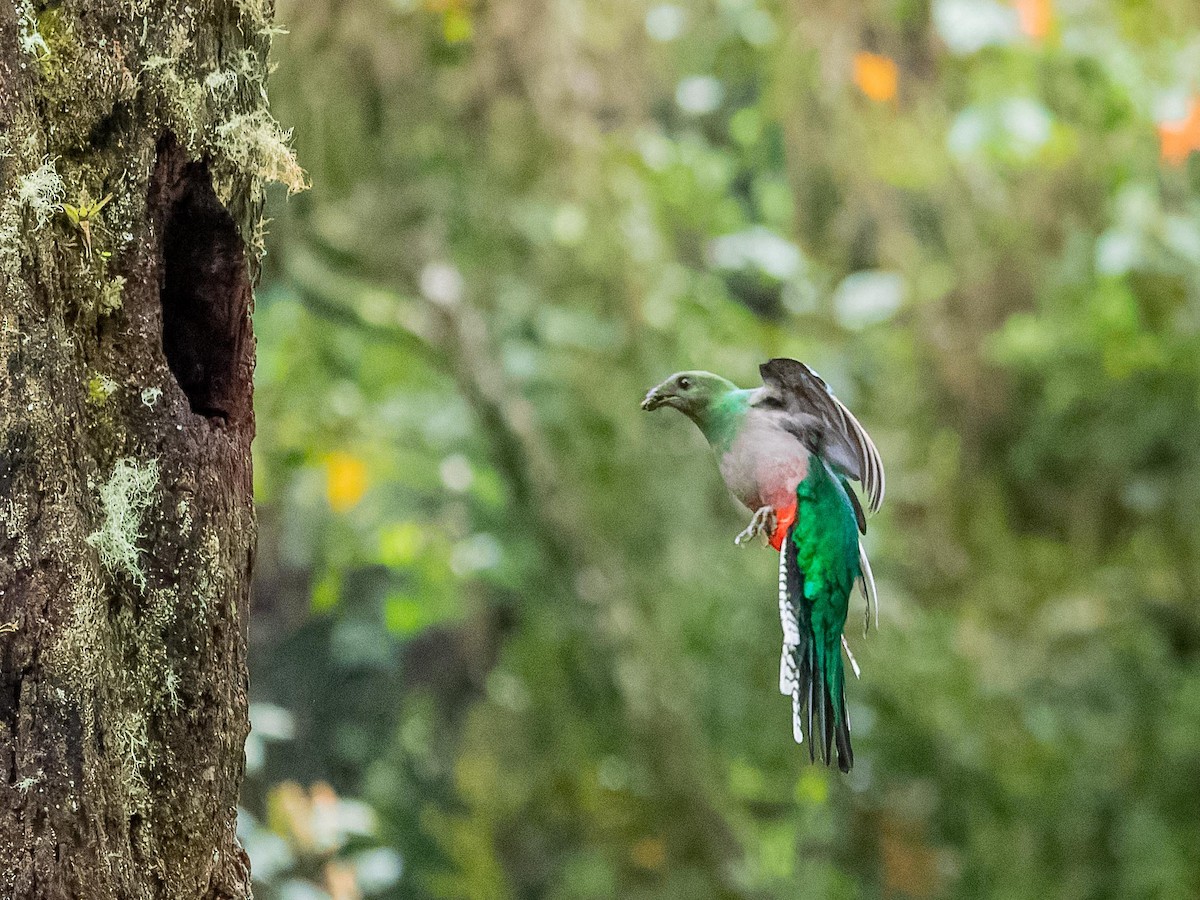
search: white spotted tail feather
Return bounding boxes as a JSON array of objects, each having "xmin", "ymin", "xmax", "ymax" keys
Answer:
[{"xmin": 778, "ymin": 543, "xmax": 803, "ymax": 742}]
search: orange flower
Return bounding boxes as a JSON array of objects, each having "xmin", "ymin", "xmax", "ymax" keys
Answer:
[
  {"xmin": 1158, "ymin": 99, "xmax": 1200, "ymax": 166},
  {"xmin": 1016, "ymin": 0, "xmax": 1053, "ymax": 41},
  {"xmin": 853, "ymin": 52, "xmax": 898, "ymax": 103},
  {"xmin": 325, "ymin": 453, "xmax": 368, "ymax": 512}
]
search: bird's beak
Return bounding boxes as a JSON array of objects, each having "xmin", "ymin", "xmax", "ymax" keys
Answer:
[{"xmin": 641, "ymin": 386, "xmax": 670, "ymax": 411}]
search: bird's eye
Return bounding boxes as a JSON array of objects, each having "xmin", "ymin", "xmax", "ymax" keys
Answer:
[{"xmin": 678, "ymin": 376, "xmax": 691, "ymax": 390}]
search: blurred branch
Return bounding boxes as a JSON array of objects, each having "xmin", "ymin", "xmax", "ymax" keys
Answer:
[
  {"xmin": 285, "ymin": 245, "xmax": 441, "ymax": 357},
  {"xmin": 289, "ymin": 242, "xmax": 580, "ymax": 573},
  {"xmin": 422, "ymin": 285, "xmax": 578, "ymax": 572}
]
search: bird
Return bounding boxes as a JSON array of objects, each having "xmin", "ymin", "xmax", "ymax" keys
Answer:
[{"xmin": 641, "ymin": 358, "xmax": 883, "ymax": 772}]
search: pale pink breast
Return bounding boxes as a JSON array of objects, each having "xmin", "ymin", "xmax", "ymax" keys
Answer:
[{"xmin": 719, "ymin": 416, "xmax": 810, "ymax": 512}]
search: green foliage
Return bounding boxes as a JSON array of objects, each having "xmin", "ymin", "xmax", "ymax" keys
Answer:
[{"xmin": 244, "ymin": 0, "xmax": 1200, "ymax": 897}]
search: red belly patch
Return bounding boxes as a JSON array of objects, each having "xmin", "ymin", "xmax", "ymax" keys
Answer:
[{"xmin": 769, "ymin": 504, "xmax": 797, "ymax": 550}]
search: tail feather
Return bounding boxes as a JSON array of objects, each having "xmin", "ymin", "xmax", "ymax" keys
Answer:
[
  {"xmin": 777, "ymin": 548, "xmax": 800, "ymax": 695},
  {"xmin": 780, "ymin": 524, "xmax": 853, "ymax": 773},
  {"xmin": 805, "ymin": 641, "xmax": 816, "ymax": 764},
  {"xmin": 835, "ymin": 680, "xmax": 853, "ymax": 769},
  {"xmin": 858, "ymin": 541, "xmax": 878, "ymax": 634},
  {"xmin": 818, "ymin": 665, "xmax": 830, "ymax": 765}
]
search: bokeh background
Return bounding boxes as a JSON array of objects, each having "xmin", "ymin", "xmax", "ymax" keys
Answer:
[{"xmin": 237, "ymin": 0, "xmax": 1200, "ymax": 897}]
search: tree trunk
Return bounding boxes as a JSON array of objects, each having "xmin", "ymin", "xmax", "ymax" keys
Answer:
[{"xmin": 0, "ymin": 0, "xmax": 299, "ymax": 895}]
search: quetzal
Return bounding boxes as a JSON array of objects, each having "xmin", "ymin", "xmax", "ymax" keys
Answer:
[{"xmin": 641, "ymin": 358, "xmax": 883, "ymax": 772}]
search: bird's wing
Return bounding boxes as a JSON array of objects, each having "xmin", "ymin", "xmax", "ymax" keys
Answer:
[{"xmin": 753, "ymin": 357, "xmax": 884, "ymax": 513}]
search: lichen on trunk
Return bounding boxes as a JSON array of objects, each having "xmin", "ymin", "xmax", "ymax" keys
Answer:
[{"xmin": 0, "ymin": 0, "xmax": 301, "ymax": 895}]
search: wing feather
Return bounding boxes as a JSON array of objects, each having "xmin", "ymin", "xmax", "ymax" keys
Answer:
[{"xmin": 757, "ymin": 358, "xmax": 885, "ymax": 512}]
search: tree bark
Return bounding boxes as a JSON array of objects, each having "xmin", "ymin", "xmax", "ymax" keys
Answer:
[{"xmin": 0, "ymin": 0, "xmax": 296, "ymax": 895}]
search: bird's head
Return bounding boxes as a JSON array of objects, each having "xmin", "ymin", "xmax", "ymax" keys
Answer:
[{"xmin": 641, "ymin": 370, "xmax": 736, "ymax": 421}]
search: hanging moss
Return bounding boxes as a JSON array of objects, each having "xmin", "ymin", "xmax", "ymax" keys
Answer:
[{"xmin": 85, "ymin": 456, "xmax": 159, "ymax": 588}]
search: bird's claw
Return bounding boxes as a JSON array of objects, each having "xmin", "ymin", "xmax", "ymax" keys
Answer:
[{"xmin": 735, "ymin": 506, "xmax": 776, "ymax": 546}]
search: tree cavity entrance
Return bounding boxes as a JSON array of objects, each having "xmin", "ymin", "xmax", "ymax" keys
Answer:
[{"xmin": 150, "ymin": 137, "xmax": 253, "ymax": 426}]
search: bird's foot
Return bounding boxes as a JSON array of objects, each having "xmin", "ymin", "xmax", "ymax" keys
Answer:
[{"xmin": 735, "ymin": 506, "xmax": 776, "ymax": 546}]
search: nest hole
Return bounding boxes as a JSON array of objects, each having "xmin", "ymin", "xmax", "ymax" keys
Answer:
[{"xmin": 149, "ymin": 137, "xmax": 252, "ymax": 426}]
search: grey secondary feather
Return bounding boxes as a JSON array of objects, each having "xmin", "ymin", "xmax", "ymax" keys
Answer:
[{"xmin": 753, "ymin": 358, "xmax": 885, "ymax": 513}]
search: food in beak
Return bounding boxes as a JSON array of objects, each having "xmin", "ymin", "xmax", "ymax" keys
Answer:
[{"xmin": 641, "ymin": 388, "xmax": 665, "ymax": 411}]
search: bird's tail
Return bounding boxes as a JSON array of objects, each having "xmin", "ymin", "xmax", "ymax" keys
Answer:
[{"xmin": 778, "ymin": 524, "xmax": 853, "ymax": 772}]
